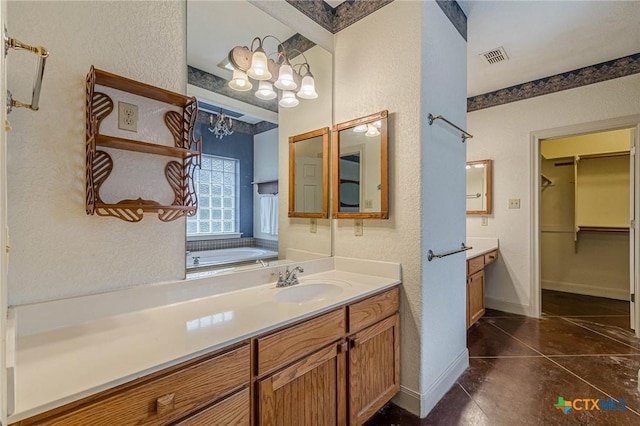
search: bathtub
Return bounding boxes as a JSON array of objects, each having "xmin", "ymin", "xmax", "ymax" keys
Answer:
[{"xmin": 187, "ymin": 247, "xmax": 278, "ymax": 269}]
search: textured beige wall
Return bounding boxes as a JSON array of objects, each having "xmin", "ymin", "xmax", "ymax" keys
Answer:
[
  {"xmin": 7, "ymin": 1, "xmax": 186, "ymax": 305},
  {"xmin": 467, "ymin": 74, "xmax": 640, "ymax": 312},
  {"xmin": 334, "ymin": 0, "xmax": 424, "ymax": 397},
  {"xmin": 278, "ymin": 45, "xmax": 333, "ymax": 258}
]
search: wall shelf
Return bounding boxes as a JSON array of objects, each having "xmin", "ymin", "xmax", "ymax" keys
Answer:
[
  {"xmin": 85, "ymin": 66, "xmax": 202, "ymax": 222},
  {"xmin": 96, "ymin": 135, "xmax": 200, "ymax": 158}
]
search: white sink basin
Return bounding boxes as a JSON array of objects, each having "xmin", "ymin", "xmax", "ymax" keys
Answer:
[{"xmin": 274, "ymin": 283, "xmax": 343, "ymax": 304}]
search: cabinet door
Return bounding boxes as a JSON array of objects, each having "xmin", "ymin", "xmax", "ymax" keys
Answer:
[
  {"xmin": 258, "ymin": 343, "xmax": 347, "ymax": 426},
  {"xmin": 348, "ymin": 313, "xmax": 400, "ymax": 426},
  {"xmin": 467, "ymin": 269, "xmax": 485, "ymax": 328},
  {"xmin": 174, "ymin": 389, "xmax": 249, "ymax": 426}
]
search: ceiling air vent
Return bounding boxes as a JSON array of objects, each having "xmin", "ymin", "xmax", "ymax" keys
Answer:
[{"xmin": 481, "ymin": 47, "xmax": 509, "ymax": 64}]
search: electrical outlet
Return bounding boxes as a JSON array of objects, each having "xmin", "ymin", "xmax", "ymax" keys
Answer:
[
  {"xmin": 481, "ymin": 216, "xmax": 488, "ymax": 226},
  {"xmin": 508, "ymin": 198, "xmax": 521, "ymax": 209},
  {"xmin": 354, "ymin": 219, "xmax": 363, "ymax": 236},
  {"xmin": 310, "ymin": 218, "xmax": 317, "ymax": 233},
  {"xmin": 364, "ymin": 199, "xmax": 373, "ymax": 209},
  {"xmin": 118, "ymin": 102, "xmax": 138, "ymax": 132}
]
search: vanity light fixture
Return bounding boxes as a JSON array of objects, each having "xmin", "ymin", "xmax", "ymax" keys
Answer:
[
  {"xmin": 365, "ymin": 124, "xmax": 380, "ymax": 137},
  {"xmin": 208, "ymin": 112, "xmax": 234, "ymax": 139},
  {"xmin": 227, "ymin": 35, "xmax": 318, "ymax": 108}
]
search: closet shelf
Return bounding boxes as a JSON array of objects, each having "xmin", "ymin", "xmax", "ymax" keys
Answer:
[
  {"xmin": 577, "ymin": 226, "xmax": 629, "ymax": 233},
  {"xmin": 96, "ymin": 135, "xmax": 200, "ymax": 158}
]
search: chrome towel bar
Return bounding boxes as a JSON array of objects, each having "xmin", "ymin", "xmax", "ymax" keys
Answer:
[
  {"xmin": 5, "ymin": 28, "xmax": 49, "ymax": 113},
  {"xmin": 428, "ymin": 113, "xmax": 473, "ymax": 143},
  {"xmin": 427, "ymin": 243, "xmax": 472, "ymax": 261}
]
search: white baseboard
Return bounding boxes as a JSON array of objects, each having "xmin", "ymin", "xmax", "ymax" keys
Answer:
[
  {"xmin": 542, "ymin": 280, "xmax": 629, "ymax": 301},
  {"xmin": 393, "ymin": 348, "xmax": 469, "ymax": 418},
  {"xmin": 485, "ymin": 296, "xmax": 530, "ymax": 316}
]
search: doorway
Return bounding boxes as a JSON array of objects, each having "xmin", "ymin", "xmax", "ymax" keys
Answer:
[{"xmin": 530, "ymin": 115, "xmax": 640, "ymax": 336}]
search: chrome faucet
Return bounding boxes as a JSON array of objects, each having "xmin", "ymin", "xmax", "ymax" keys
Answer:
[{"xmin": 276, "ymin": 266, "xmax": 304, "ymax": 287}]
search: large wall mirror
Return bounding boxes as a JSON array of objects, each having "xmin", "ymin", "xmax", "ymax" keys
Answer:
[
  {"xmin": 289, "ymin": 127, "xmax": 329, "ymax": 218},
  {"xmin": 332, "ymin": 110, "xmax": 389, "ymax": 219},
  {"xmin": 466, "ymin": 159, "xmax": 492, "ymax": 215},
  {"xmin": 186, "ymin": 1, "xmax": 333, "ymax": 273}
]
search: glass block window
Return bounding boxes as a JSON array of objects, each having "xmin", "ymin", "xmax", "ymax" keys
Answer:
[{"xmin": 187, "ymin": 155, "xmax": 238, "ymax": 235}]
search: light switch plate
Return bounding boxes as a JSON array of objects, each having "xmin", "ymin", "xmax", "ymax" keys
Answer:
[
  {"xmin": 354, "ymin": 219, "xmax": 363, "ymax": 236},
  {"xmin": 481, "ymin": 216, "xmax": 488, "ymax": 226},
  {"xmin": 508, "ymin": 198, "xmax": 521, "ymax": 209}
]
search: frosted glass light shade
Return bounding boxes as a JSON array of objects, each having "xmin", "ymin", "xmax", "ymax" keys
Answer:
[
  {"xmin": 229, "ymin": 69, "xmax": 253, "ymax": 92},
  {"xmin": 365, "ymin": 124, "xmax": 380, "ymax": 137},
  {"xmin": 274, "ymin": 63, "xmax": 296, "ymax": 90},
  {"xmin": 353, "ymin": 124, "xmax": 368, "ymax": 133},
  {"xmin": 296, "ymin": 75, "xmax": 318, "ymax": 99},
  {"xmin": 255, "ymin": 81, "xmax": 277, "ymax": 100},
  {"xmin": 247, "ymin": 48, "xmax": 272, "ymax": 80},
  {"xmin": 279, "ymin": 91, "xmax": 299, "ymax": 108}
]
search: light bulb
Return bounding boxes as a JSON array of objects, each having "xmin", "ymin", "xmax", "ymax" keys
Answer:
[
  {"xmin": 296, "ymin": 75, "xmax": 318, "ymax": 99},
  {"xmin": 228, "ymin": 69, "xmax": 252, "ymax": 92},
  {"xmin": 279, "ymin": 91, "xmax": 299, "ymax": 108},
  {"xmin": 255, "ymin": 81, "xmax": 277, "ymax": 100},
  {"xmin": 365, "ymin": 124, "xmax": 380, "ymax": 137},
  {"xmin": 275, "ymin": 62, "xmax": 296, "ymax": 90},
  {"xmin": 247, "ymin": 48, "xmax": 272, "ymax": 80}
]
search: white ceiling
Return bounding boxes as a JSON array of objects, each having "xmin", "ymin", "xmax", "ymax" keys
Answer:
[{"xmin": 459, "ymin": 0, "xmax": 640, "ymax": 97}]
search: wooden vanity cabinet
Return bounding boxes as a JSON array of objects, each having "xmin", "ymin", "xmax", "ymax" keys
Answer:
[
  {"xmin": 11, "ymin": 344, "xmax": 251, "ymax": 426},
  {"xmin": 14, "ymin": 287, "xmax": 400, "ymax": 426},
  {"xmin": 255, "ymin": 286, "xmax": 400, "ymax": 426},
  {"xmin": 466, "ymin": 250, "xmax": 498, "ymax": 328}
]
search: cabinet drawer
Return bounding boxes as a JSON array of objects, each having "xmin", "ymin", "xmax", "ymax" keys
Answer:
[
  {"xmin": 467, "ymin": 255, "xmax": 484, "ymax": 276},
  {"xmin": 484, "ymin": 250, "xmax": 498, "ymax": 265},
  {"xmin": 29, "ymin": 345, "xmax": 250, "ymax": 426},
  {"xmin": 257, "ymin": 309, "xmax": 345, "ymax": 376},
  {"xmin": 348, "ymin": 287, "xmax": 399, "ymax": 333},
  {"xmin": 174, "ymin": 388, "xmax": 250, "ymax": 426}
]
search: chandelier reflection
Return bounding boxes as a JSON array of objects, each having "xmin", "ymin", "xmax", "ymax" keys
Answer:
[{"xmin": 208, "ymin": 113, "xmax": 234, "ymax": 139}]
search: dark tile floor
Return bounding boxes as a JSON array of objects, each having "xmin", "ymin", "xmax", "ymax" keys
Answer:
[{"xmin": 365, "ymin": 290, "xmax": 640, "ymax": 425}]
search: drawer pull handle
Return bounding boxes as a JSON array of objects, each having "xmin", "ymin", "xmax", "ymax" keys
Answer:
[
  {"xmin": 337, "ymin": 341, "xmax": 348, "ymax": 353},
  {"xmin": 156, "ymin": 393, "xmax": 176, "ymax": 416},
  {"xmin": 350, "ymin": 338, "xmax": 361, "ymax": 348},
  {"xmin": 489, "ymin": 255, "xmax": 495, "ymax": 260}
]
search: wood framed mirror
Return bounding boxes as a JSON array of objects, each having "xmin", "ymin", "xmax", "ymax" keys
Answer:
[
  {"xmin": 332, "ymin": 110, "xmax": 389, "ymax": 219},
  {"xmin": 466, "ymin": 159, "xmax": 492, "ymax": 215},
  {"xmin": 288, "ymin": 127, "xmax": 330, "ymax": 218}
]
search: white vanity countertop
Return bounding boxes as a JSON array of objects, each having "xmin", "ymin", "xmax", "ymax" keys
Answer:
[
  {"xmin": 465, "ymin": 237, "xmax": 499, "ymax": 259},
  {"xmin": 9, "ymin": 264, "xmax": 400, "ymax": 423}
]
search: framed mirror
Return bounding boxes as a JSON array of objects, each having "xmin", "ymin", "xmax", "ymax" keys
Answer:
[
  {"xmin": 466, "ymin": 159, "xmax": 492, "ymax": 215},
  {"xmin": 288, "ymin": 127, "xmax": 330, "ymax": 218},
  {"xmin": 332, "ymin": 110, "xmax": 389, "ymax": 219}
]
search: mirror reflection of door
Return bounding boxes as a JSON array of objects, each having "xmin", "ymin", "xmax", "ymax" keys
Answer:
[
  {"xmin": 339, "ymin": 152, "xmax": 362, "ymax": 211},
  {"xmin": 295, "ymin": 157, "xmax": 323, "ymax": 212}
]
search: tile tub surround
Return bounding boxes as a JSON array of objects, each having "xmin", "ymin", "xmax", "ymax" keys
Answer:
[
  {"xmin": 8, "ymin": 257, "xmax": 400, "ymax": 423},
  {"xmin": 366, "ymin": 294, "xmax": 640, "ymax": 424}
]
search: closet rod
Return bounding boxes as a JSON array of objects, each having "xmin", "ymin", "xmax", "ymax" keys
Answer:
[{"xmin": 427, "ymin": 113, "xmax": 473, "ymax": 143}]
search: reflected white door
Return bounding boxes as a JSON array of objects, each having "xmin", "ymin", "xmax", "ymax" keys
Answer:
[{"xmin": 295, "ymin": 157, "xmax": 323, "ymax": 212}]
